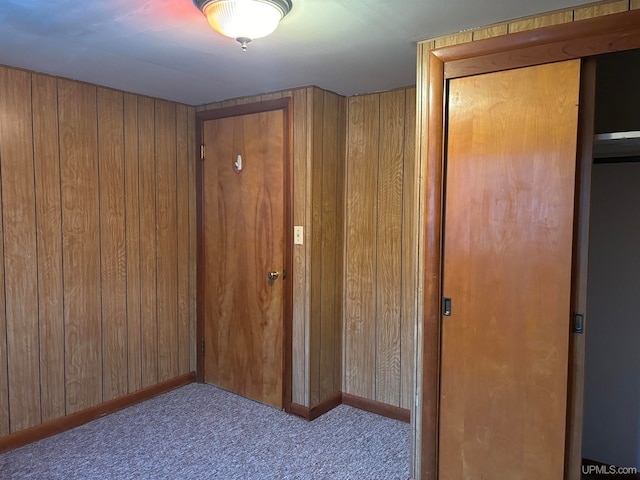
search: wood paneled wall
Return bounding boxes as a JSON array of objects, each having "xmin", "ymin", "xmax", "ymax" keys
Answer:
[
  {"xmin": 200, "ymin": 87, "xmax": 416, "ymax": 411},
  {"xmin": 343, "ymin": 88, "xmax": 416, "ymax": 410},
  {"xmin": 0, "ymin": 65, "xmax": 196, "ymax": 436},
  {"xmin": 308, "ymin": 89, "xmax": 346, "ymax": 407}
]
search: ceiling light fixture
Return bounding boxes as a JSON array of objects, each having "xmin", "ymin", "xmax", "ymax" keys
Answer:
[{"xmin": 194, "ymin": 0, "xmax": 292, "ymax": 52}]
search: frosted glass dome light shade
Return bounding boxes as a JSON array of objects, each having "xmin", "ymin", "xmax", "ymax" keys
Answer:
[{"xmin": 195, "ymin": 0, "xmax": 292, "ymax": 41}]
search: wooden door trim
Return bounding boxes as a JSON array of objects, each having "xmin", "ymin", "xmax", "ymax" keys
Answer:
[
  {"xmin": 433, "ymin": 9, "xmax": 640, "ymax": 80},
  {"xmin": 195, "ymin": 98, "xmax": 294, "ymax": 412},
  {"xmin": 420, "ymin": 9, "xmax": 640, "ymax": 480},
  {"xmin": 564, "ymin": 56, "xmax": 596, "ymax": 480}
]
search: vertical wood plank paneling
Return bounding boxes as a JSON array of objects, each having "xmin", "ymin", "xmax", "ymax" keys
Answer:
[
  {"xmin": 633, "ymin": 0, "xmax": 640, "ymax": 10},
  {"xmin": 309, "ymin": 88, "xmax": 324, "ymax": 406},
  {"xmin": 123, "ymin": 93, "xmax": 142, "ymax": 393},
  {"xmin": 176, "ymin": 104, "xmax": 190, "ymax": 375},
  {"xmin": 345, "ymin": 94, "xmax": 379, "ymax": 399},
  {"xmin": 138, "ymin": 96, "xmax": 158, "ymax": 388},
  {"xmin": 334, "ymin": 95, "xmax": 347, "ymax": 397},
  {"xmin": 319, "ymin": 92, "xmax": 339, "ymax": 399},
  {"xmin": 58, "ymin": 79, "xmax": 102, "ymax": 414},
  {"xmin": 0, "ymin": 67, "xmax": 41, "ymax": 432},
  {"xmin": 0, "ymin": 65, "xmax": 194, "ymax": 437},
  {"xmin": 434, "ymin": 32, "xmax": 473, "ymax": 48},
  {"xmin": 473, "ymin": 24, "xmax": 508, "ymax": 40},
  {"xmin": 508, "ymin": 11, "xmax": 574, "ymax": 33},
  {"xmin": 304, "ymin": 88, "xmax": 314, "ymax": 406},
  {"xmin": 187, "ymin": 106, "xmax": 197, "ymax": 373},
  {"xmin": 32, "ymin": 73, "xmax": 65, "ymax": 422},
  {"xmin": 574, "ymin": 0, "xmax": 628, "ymax": 20},
  {"xmin": 97, "ymin": 87, "xmax": 127, "ymax": 402},
  {"xmin": 0, "ymin": 160, "xmax": 7, "ymax": 436},
  {"xmin": 401, "ymin": 87, "xmax": 417, "ymax": 410},
  {"xmin": 376, "ymin": 89, "xmax": 405, "ymax": 406},
  {"xmin": 155, "ymin": 100, "xmax": 178, "ymax": 382},
  {"xmin": 291, "ymin": 88, "xmax": 308, "ymax": 406}
]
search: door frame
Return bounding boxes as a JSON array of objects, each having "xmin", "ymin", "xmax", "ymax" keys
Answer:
[
  {"xmin": 195, "ymin": 98, "xmax": 294, "ymax": 412},
  {"xmin": 418, "ymin": 9, "xmax": 640, "ymax": 479}
]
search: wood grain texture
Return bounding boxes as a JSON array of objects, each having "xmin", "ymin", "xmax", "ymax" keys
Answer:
[
  {"xmin": 137, "ymin": 96, "xmax": 158, "ymax": 388},
  {"xmin": 375, "ymin": 89, "xmax": 405, "ymax": 407},
  {"xmin": 434, "ymin": 32, "xmax": 473, "ymax": 49},
  {"xmin": 309, "ymin": 88, "xmax": 324, "ymax": 406},
  {"xmin": 319, "ymin": 91, "xmax": 340, "ymax": 401},
  {"xmin": 564, "ymin": 57, "xmax": 596, "ymax": 480},
  {"xmin": 303, "ymin": 88, "xmax": 314, "ymax": 407},
  {"xmin": 154, "ymin": 100, "xmax": 178, "ymax": 383},
  {"xmin": 508, "ymin": 11, "xmax": 574, "ymax": 33},
  {"xmin": 411, "ymin": 43, "xmax": 431, "ymax": 480},
  {"xmin": 200, "ymin": 117, "xmax": 221, "ymax": 386},
  {"xmin": 97, "ymin": 87, "xmax": 127, "ymax": 402},
  {"xmin": 333, "ymin": 94, "xmax": 347, "ymax": 405},
  {"xmin": 343, "ymin": 89, "xmax": 415, "ymax": 409},
  {"xmin": 400, "ymin": 87, "xmax": 417, "ymax": 411},
  {"xmin": 198, "ymin": 89, "xmax": 319, "ymax": 408},
  {"xmin": 0, "ymin": 65, "xmax": 194, "ymax": 439},
  {"xmin": 187, "ymin": 106, "xmax": 197, "ymax": 373},
  {"xmin": 0, "ymin": 168, "xmax": 7, "ymax": 436},
  {"xmin": 418, "ymin": 10, "xmax": 640, "ymax": 480},
  {"xmin": 473, "ymin": 24, "xmax": 508, "ymax": 40},
  {"xmin": 441, "ymin": 10, "xmax": 640, "ymax": 80},
  {"xmin": 439, "ymin": 61, "xmax": 580, "ymax": 480},
  {"xmin": 32, "ymin": 73, "xmax": 65, "ymax": 423},
  {"xmin": 574, "ymin": 0, "xmax": 629, "ymax": 20},
  {"xmin": 421, "ymin": 51, "xmax": 446, "ymax": 480},
  {"xmin": 203, "ymin": 110, "xmax": 286, "ymax": 409},
  {"xmin": 344, "ymin": 94, "xmax": 379, "ymax": 400},
  {"xmin": 58, "ymin": 79, "xmax": 102, "ymax": 414},
  {"xmin": 0, "ymin": 67, "xmax": 41, "ymax": 432},
  {"xmin": 291, "ymin": 88, "xmax": 308, "ymax": 406},
  {"xmin": 176, "ymin": 104, "xmax": 190, "ymax": 375},
  {"xmin": 123, "ymin": 93, "xmax": 142, "ymax": 393}
]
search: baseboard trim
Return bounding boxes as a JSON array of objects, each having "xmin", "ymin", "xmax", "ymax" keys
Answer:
[
  {"xmin": 342, "ymin": 392, "xmax": 411, "ymax": 423},
  {"xmin": 291, "ymin": 391, "xmax": 409, "ymax": 423},
  {"xmin": 0, "ymin": 372, "xmax": 195, "ymax": 453},
  {"xmin": 291, "ymin": 392, "xmax": 342, "ymax": 421}
]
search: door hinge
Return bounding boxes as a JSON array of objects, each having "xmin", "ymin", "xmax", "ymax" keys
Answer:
[
  {"xmin": 201, "ymin": 338, "xmax": 205, "ymax": 355},
  {"xmin": 200, "ymin": 145, "xmax": 205, "ymax": 160}
]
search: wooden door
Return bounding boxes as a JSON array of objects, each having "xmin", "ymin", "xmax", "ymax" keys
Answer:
[
  {"xmin": 439, "ymin": 60, "xmax": 581, "ymax": 479},
  {"xmin": 202, "ymin": 109, "xmax": 285, "ymax": 409}
]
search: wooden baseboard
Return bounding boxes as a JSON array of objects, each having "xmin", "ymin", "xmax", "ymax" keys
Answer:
[
  {"xmin": 291, "ymin": 391, "xmax": 409, "ymax": 423},
  {"xmin": 342, "ymin": 392, "xmax": 411, "ymax": 423},
  {"xmin": 291, "ymin": 392, "xmax": 342, "ymax": 421},
  {"xmin": 0, "ymin": 372, "xmax": 195, "ymax": 453}
]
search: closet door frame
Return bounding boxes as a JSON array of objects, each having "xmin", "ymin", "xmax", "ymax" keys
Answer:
[{"xmin": 418, "ymin": 9, "xmax": 640, "ymax": 480}]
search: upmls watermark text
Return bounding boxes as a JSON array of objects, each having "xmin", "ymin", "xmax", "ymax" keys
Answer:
[{"xmin": 582, "ymin": 464, "xmax": 638, "ymax": 475}]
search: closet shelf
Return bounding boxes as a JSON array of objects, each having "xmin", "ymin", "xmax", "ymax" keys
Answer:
[{"xmin": 593, "ymin": 131, "xmax": 640, "ymax": 158}]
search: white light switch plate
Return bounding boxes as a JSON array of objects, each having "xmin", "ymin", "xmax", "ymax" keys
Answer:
[{"xmin": 294, "ymin": 226, "xmax": 304, "ymax": 245}]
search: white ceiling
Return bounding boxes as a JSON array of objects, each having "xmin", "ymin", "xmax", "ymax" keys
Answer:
[{"xmin": 0, "ymin": 0, "xmax": 589, "ymax": 106}]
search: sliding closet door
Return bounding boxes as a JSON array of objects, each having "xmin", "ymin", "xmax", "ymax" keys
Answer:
[{"xmin": 439, "ymin": 60, "xmax": 581, "ymax": 480}]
